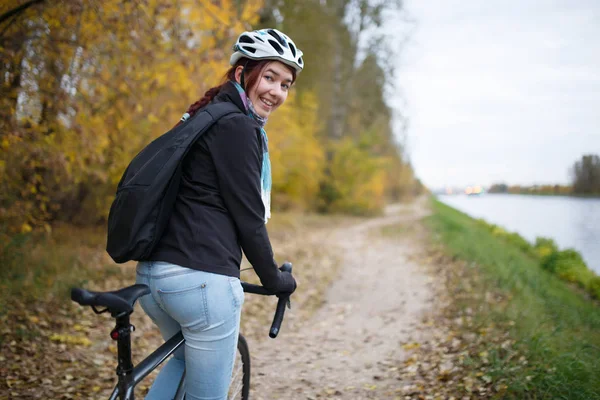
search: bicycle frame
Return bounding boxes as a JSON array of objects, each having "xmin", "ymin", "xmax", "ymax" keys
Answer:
[
  {"xmin": 108, "ymin": 312, "xmax": 185, "ymax": 400},
  {"xmin": 72, "ymin": 263, "xmax": 293, "ymax": 400}
]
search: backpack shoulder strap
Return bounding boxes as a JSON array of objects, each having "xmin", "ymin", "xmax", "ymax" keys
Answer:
[
  {"xmin": 172, "ymin": 102, "xmax": 242, "ymax": 148},
  {"xmin": 204, "ymin": 101, "xmax": 243, "ymax": 121}
]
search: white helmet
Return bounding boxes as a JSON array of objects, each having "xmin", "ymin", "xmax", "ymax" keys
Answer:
[{"xmin": 230, "ymin": 28, "xmax": 304, "ymax": 73}]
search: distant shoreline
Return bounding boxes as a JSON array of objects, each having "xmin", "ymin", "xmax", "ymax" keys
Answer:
[
  {"xmin": 485, "ymin": 192, "xmax": 600, "ymax": 199},
  {"xmin": 438, "ymin": 192, "xmax": 600, "ymax": 199}
]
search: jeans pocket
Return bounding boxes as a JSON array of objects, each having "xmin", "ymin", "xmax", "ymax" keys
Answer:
[
  {"xmin": 158, "ymin": 283, "xmax": 210, "ymax": 332},
  {"xmin": 228, "ymin": 277, "xmax": 245, "ymax": 309}
]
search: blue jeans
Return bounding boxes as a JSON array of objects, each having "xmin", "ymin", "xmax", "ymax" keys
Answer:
[{"xmin": 136, "ymin": 261, "xmax": 244, "ymax": 400}]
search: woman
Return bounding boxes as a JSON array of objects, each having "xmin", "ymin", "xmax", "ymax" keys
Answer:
[{"xmin": 135, "ymin": 28, "xmax": 302, "ymax": 400}]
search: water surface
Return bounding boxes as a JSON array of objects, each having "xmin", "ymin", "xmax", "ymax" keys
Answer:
[{"xmin": 437, "ymin": 194, "xmax": 600, "ymax": 274}]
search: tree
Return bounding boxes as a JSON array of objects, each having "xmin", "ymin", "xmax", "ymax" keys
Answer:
[
  {"xmin": 571, "ymin": 154, "xmax": 600, "ymax": 194},
  {"xmin": 257, "ymin": 0, "xmax": 416, "ymax": 213},
  {"xmin": 0, "ymin": 0, "xmax": 262, "ymax": 233},
  {"xmin": 488, "ymin": 183, "xmax": 508, "ymax": 193}
]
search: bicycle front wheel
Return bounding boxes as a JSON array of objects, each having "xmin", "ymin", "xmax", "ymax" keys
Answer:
[{"xmin": 228, "ymin": 334, "xmax": 250, "ymax": 400}]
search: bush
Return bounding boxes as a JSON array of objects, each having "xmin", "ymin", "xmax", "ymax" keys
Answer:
[
  {"xmin": 486, "ymin": 224, "xmax": 532, "ymax": 254},
  {"xmin": 475, "ymin": 218, "xmax": 490, "ymax": 230},
  {"xmin": 588, "ymin": 277, "xmax": 600, "ymax": 300},
  {"xmin": 490, "ymin": 225, "xmax": 507, "ymax": 237},
  {"xmin": 319, "ymin": 138, "xmax": 387, "ymax": 215},
  {"xmin": 533, "ymin": 237, "xmax": 559, "ymax": 261},
  {"xmin": 505, "ymin": 232, "xmax": 533, "ymax": 253},
  {"xmin": 541, "ymin": 249, "xmax": 589, "ymax": 284}
]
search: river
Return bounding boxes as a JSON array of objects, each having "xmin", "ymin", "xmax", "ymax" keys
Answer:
[{"xmin": 437, "ymin": 194, "xmax": 600, "ymax": 274}]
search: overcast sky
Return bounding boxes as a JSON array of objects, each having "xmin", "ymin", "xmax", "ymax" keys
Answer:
[{"xmin": 389, "ymin": 1, "xmax": 600, "ymax": 189}]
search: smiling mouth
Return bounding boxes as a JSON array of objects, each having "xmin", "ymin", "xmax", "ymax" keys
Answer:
[{"xmin": 260, "ymin": 98, "xmax": 275, "ymax": 109}]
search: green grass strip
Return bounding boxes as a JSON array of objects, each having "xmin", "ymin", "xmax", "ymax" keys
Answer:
[{"xmin": 426, "ymin": 198, "xmax": 600, "ymax": 399}]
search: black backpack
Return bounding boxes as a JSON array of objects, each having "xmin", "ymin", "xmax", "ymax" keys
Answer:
[{"xmin": 106, "ymin": 102, "xmax": 240, "ymax": 263}]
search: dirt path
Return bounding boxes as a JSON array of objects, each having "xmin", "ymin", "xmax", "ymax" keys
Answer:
[
  {"xmin": 0, "ymin": 199, "xmax": 436, "ymax": 399},
  {"xmin": 250, "ymin": 199, "xmax": 435, "ymax": 399}
]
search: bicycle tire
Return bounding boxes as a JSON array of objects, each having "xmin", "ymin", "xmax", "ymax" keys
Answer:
[{"xmin": 228, "ymin": 334, "xmax": 250, "ymax": 400}]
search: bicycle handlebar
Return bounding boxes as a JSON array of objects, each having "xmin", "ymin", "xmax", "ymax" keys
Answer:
[
  {"xmin": 71, "ymin": 263, "xmax": 294, "ymax": 339},
  {"xmin": 241, "ymin": 262, "xmax": 292, "ymax": 339}
]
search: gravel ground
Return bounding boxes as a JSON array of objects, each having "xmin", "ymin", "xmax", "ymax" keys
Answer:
[{"xmin": 249, "ymin": 199, "xmax": 436, "ymax": 399}]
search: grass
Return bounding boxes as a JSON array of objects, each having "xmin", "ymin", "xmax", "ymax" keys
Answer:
[
  {"xmin": 426, "ymin": 199, "xmax": 600, "ymax": 399},
  {"xmin": 0, "ymin": 223, "xmax": 121, "ymax": 309}
]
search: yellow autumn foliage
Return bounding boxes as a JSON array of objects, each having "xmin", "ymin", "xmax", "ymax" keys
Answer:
[
  {"xmin": 1, "ymin": 0, "xmax": 263, "ymax": 233},
  {"xmin": 1, "ymin": 0, "xmax": 417, "ymax": 240},
  {"xmin": 267, "ymin": 91, "xmax": 325, "ymax": 210},
  {"xmin": 324, "ymin": 138, "xmax": 388, "ymax": 215}
]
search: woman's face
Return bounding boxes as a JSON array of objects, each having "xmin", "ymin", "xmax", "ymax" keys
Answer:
[{"xmin": 246, "ymin": 61, "xmax": 294, "ymax": 118}]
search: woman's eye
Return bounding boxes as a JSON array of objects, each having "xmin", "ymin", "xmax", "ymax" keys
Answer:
[
  {"xmin": 281, "ymin": 83, "xmax": 290, "ymax": 90},
  {"xmin": 265, "ymin": 75, "xmax": 273, "ymax": 81}
]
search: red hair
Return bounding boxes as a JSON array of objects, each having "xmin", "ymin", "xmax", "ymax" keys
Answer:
[{"xmin": 175, "ymin": 58, "xmax": 297, "ymax": 127}]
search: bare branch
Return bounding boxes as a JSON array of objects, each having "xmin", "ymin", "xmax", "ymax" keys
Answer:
[{"xmin": 0, "ymin": 0, "xmax": 45, "ymax": 25}]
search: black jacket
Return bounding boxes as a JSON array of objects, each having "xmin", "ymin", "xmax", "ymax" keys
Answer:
[{"xmin": 148, "ymin": 82, "xmax": 295, "ymax": 293}]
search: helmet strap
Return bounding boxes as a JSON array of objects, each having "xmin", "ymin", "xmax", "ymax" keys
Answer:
[{"xmin": 240, "ymin": 60, "xmax": 249, "ymax": 91}]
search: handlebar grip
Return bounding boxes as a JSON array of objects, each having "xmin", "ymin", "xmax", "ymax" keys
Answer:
[
  {"xmin": 269, "ymin": 262, "xmax": 292, "ymax": 339},
  {"xmin": 269, "ymin": 295, "xmax": 288, "ymax": 338},
  {"xmin": 241, "ymin": 282, "xmax": 270, "ymax": 295}
]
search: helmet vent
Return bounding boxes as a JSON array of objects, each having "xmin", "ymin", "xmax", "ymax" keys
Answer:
[
  {"xmin": 298, "ymin": 57, "xmax": 303, "ymax": 66},
  {"xmin": 242, "ymin": 46, "xmax": 257, "ymax": 54},
  {"xmin": 289, "ymin": 42, "xmax": 297, "ymax": 57},
  {"xmin": 267, "ymin": 29, "xmax": 286, "ymax": 47},
  {"xmin": 268, "ymin": 40, "xmax": 285, "ymax": 55},
  {"xmin": 239, "ymin": 35, "xmax": 255, "ymax": 44}
]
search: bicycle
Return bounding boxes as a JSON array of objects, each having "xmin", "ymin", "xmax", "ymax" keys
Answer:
[{"xmin": 70, "ymin": 263, "xmax": 293, "ymax": 400}]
